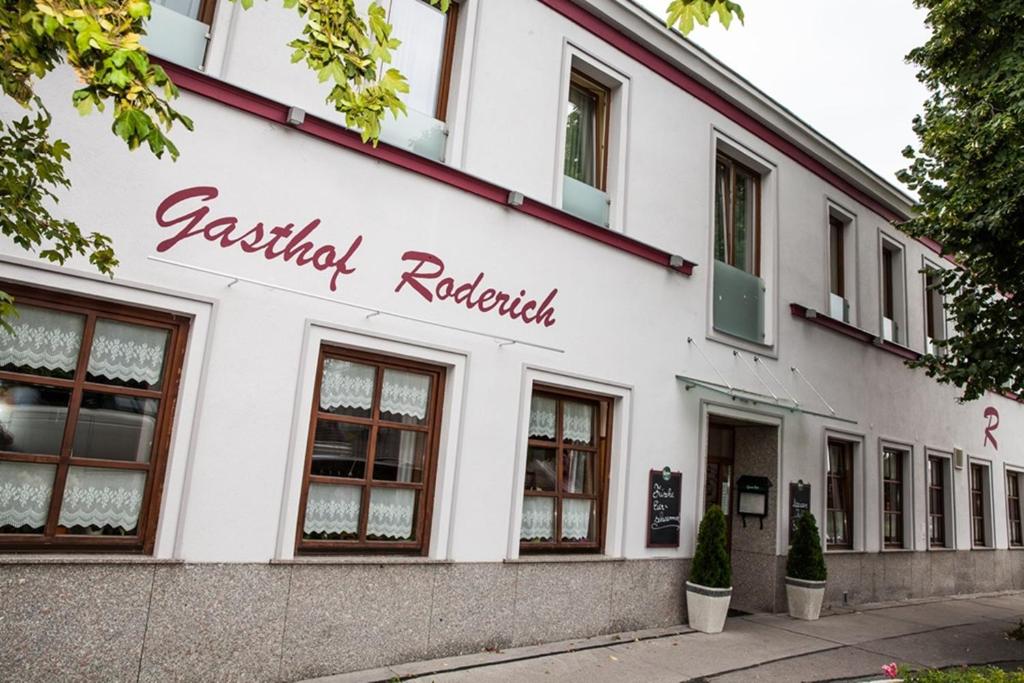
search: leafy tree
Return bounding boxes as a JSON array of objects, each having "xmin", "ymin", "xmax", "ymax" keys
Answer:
[
  {"xmin": 898, "ymin": 2, "xmax": 1024, "ymax": 401},
  {"xmin": 689, "ymin": 504, "xmax": 731, "ymax": 588},
  {"xmin": 786, "ymin": 512, "xmax": 826, "ymax": 582},
  {"xmin": 666, "ymin": 0, "xmax": 743, "ymax": 35}
]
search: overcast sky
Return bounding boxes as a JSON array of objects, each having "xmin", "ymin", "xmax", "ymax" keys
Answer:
[{"xmin": 636, "ymin": 1, "xmax": 932, "ymax": 192}]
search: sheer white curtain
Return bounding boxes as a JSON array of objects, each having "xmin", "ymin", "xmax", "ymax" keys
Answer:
[
  {"xmin": 0, "ymin": 461, "xmax": 55, "ymax": 529},
  {"xmin": 529, "ymin": 396, "xmax": 556, "ymax": 440},
  {"xmin": 304, "ymin": 484, "xmax": 416, "ymax": 540},
  {"xmin": 367, "ymin": 488, "xmax": 415, "ymax": 539},
  {"xmin": 561, "ymin": 499, "xmax": 592, "ymax": 541},
  {"xmin": 319, "ymin": 360, "xmax": 375, "ymax": 413},
  {"xmin": 380, "ymin": 369, "xmax": 430, "ymax": 421},
  {"xmin": 0, "ymin": 305, "xmax": 83, "ymax": 374},
  {"xmin": 520, "ymin": 496, "xmax": 554, "ymax": 540},
  {"xmin": 562, "ymin": 401, "xmax": 593, "ymax": 444},
  {"xmin": 58, "ymin": 466, "xmax": 146, "ymax": 531},
  {"xmin": 87, "ymin": 319, "xmax": 168, "ymax": 386}
]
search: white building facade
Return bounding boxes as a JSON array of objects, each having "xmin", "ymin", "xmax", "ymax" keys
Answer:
[{"xmin": 1, "ymin": 0, "xmax": 1023, "ymax": 680}]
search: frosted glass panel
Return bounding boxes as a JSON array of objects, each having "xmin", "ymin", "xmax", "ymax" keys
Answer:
[
  {"xmin": 142, "ymin": 4, "xmax": 209, "ymax": 70},
  {"xmin": 562, "ymin": 175, "xmax": 610, "ymax": 227},
  {"xmin": 379, "ymin": 108, "xmax": 447, "ymax": 161},
  {"xmin": 829, "ymin": 293, "xmax": 849, "ymax": 322},
  {"xmin": 712, "ymin": 260, "xmax": 765, "ymax": 343}
]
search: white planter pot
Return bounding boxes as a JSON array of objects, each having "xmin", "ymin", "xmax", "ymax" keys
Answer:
[
  {"xmin": 785, "ymin": 576, "xmax": 826, "ymax": 620},
  {"xmin": 685, "ymin": 581, "xmax": 732, "ymax": 633}
]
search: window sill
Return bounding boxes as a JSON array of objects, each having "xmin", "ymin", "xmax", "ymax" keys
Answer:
[
  {"xmin": 971, "ymin": 546, "xmax": 997, "ymax": 551},
  {"xmin": 272, "ymin": 556, "xmax": 453, "ymax": 566},
  {"xmin": 881, "ymin": 547, "xmax": 916, "ymax": 553},
  {"xmin": 506, "ymin": 555, "xmax": 625, "ymax": 564},
  {"xmin": 927, "ymin": 546, "xmax": 958, "ymax": 552},
  {"xmin": 824, "ymin": 549, "xmax": 861, "ymax": 555},
  {"xmin": 0, "ymin": 554, "xmax": 184, "ymax": 565}
]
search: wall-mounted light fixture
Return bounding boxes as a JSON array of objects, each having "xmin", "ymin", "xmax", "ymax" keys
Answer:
[
  {"xmin": 286, "ymin": 107, "xmax": 306, "ymax": 127},
  {"xmin": 669, "ymin": 255, "xmax": 685, "ymax": 268},
  {"xmin": 507, "ymin": 191, "xmax": 525, "ymax": 207}
]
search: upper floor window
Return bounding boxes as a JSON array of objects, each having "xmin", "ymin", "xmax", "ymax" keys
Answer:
[
  {"xmin": 880, "ymin": 239, "xmax": 906, "ymax": 344},
  {"xmin": 826, "ymin": 439, "xmax": 854, "ymax": 550},
  {"xmin": 386, "ymin": 0, "xmax": 460, "ymax": 122},
  {"xmin": 564, "ymin": 71, "xmax": 610, "ymax": 192},
  {"xmin": 924, "ymin": 266, "xmax": 946, "ymax": 354},
  {"xmin": 828, "ymin": 211, "xmax": 852, "ymax": 323},
  {"xmin": 0, "ymin": 286, "xmax": 189, "ymax": 552},
  {"xmin": 521, "ymin": 387, "xmax": 610, "ymax": 552},
  {"xmin": 297, "ymin": 347, "xmax": 445, "ymax": 554},
  {"xmin": 714, "ymin": 154, "xmax": 761, "ymax": 276},
  {"xmin": 143, "ymin": 0, "xmax": 218, "ymax": 70}
]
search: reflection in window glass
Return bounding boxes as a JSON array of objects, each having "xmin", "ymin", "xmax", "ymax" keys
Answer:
[
  {"xmin": 373, "ymin": 428, "xmax": 426, "ymax": 483},
  {"xmin": 311, "ymin": 421, "xmax": 370, "ymax": 479},
  {"xmin": 0, "ymin": 380, "xmax": 71, "ymax": 455},
  {"xmin": 72, "ymin": 392, "xmax": 158, "ymax": 462},
  {"xmin": 525, "ymin": 447, "xmax": 556, "ymax": 492}
]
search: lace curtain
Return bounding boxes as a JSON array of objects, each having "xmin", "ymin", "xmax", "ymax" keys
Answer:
[
  {"xmin": 319, "ymin": 361, "xmax": 431, "ymax": 421},
  {"xmin": 57, "ymin": 466, "xmax": 146, "ymax": 531},
  {"xmin": 320, "ymin": 360, "xmax": 375, "ymax": 412},
  {"xmin": 0, "ymin": 461, "xmax": 55, "ymax": 529},
  {"xmin": 520, "ymin": 496, "xmax": 592, "ymax": 541},
  {"xmin": 0, "ymin": 305, "xmax": 84, "ymax": 374},
  {"xmin": 304, "ymin": 484, "xmax": 415, "ymax": 539},
  {"xmin": 528, "ymin": 396, "xmax": 593, "ymax": 443},
  {"xmin": 87, "ymin": 319, "xmax": 168, "ymax": 387}
]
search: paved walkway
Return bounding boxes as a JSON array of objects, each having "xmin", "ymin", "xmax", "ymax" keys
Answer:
[{"xmin": 312, "ymin": 592, "xmax": 1024, "ymax": 683}]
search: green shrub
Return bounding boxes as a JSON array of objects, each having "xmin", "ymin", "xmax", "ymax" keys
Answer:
[
  {"xmin": 689, "ymin": 505, "xmax": 730, "ymax": 588},
  {"xmin": 786, "ymin": 511, "xmax": 827, "ymax": 582},
  {"xmin": 901, "ymin": 665, "xmax": 1024, "ymax": 682}
]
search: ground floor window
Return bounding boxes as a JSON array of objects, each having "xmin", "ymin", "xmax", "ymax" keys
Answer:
[
  {"xmin": 826, "ymin": 439, "xmax": 854, "ymax": 550},
  {"xmin": 970, "ymin": 462, "xmax": 990, "ymax": 547},
  {"xmin": 1008, "ymin": 470, "xmax": 1023, "ymax": 547},
  {"xmin": 297, "ymin": 346, "xmax": 445, "ymax": 554},
  {"xmin": 928, "ymin": 455, "xmax": 948, "ymax": 548},
  {"xmin": 882, "ymin": 447, "xmax": 908, "ymax": 548},
  {"xmin": 521, "ymin": 386, "xmax": 610, "ymax": 552},
  {"xmin": 0, "ymin": 284, "xmax": 189, "ymax": 552}
]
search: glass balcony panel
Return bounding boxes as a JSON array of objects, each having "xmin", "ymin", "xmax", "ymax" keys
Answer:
[
  {"xmin": 379, "ymin": 109, "xmax": 447, "ymax": 161},
  {"xmin": 562, "ymin": 175, "xmax": 610, "ymax": 227},
  {"xmin": 829, "ymin": 293, "xmax": 850, "ymax": 322},
  {"xmin": 882, "ymin": 316, "xmax": 896, "ymax": 342},
  {"xmin": 142, "ymin": 4, "xmax": 209, "ymax": 71},
  {"xmin": 712, "ymin": 260, "xmax": 765, "ymax": 343}
]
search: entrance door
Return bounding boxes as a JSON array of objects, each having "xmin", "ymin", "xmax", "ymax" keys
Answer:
[{"xmin": 705, "ymin": 423, "xmax": 735, "ymax": 548}]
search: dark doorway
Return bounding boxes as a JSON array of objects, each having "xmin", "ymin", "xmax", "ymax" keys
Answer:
[{"xmin": 705, "ymin": 422, "xmax": 736, "ymax": 549}]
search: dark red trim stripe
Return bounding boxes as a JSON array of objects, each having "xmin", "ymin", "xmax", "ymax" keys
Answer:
[
  {"xmin": 157, "ymin": 60, "xmax": 695, "ymax": 277},
  {"xmin": 789, "ymin": 302, "xmax": 920, "ymax": 361},
  {"xmin": 538, "ymin": 0, "xmax": 910, "ymax": 225}
]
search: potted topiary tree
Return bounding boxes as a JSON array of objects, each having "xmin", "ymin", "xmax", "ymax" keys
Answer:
[
  {"xmin": 686, "ymin": 505, "xmax": 732, "ymax": 633},
  {"xmin": 786, "ymin": 511, "xmax": 827, "ymax": 620}
]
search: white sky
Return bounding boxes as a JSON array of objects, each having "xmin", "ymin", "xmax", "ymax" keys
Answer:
[{"xmin": 636, "ymin": 1, "xmax": 932, "ymax": 192}]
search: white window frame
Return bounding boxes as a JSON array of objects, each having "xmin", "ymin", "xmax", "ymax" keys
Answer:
[
  {"xmin": 926, "ymin": 449, "xmax": 956, "ymax": 551},
  {"xmin": 879, "ymin": 441, "xmax": 914, "ymax": 551},
  {"xmin": 878, "ymin": 231, "xmax": 908, "ymax": 346},
  {"xmin": 552, "ymin": 42, "xmax": 630, "ymax": 232},
  {"xmin": 824, "ymin": 200, "xmax": 858, "ymax": 326},
  {"xmin": 705, "ymin": 128, "xmax": 780, "ymax": 355},
  {"xmin": 821, "ymin": 428, "xmax": 865, "ymax": 553}
]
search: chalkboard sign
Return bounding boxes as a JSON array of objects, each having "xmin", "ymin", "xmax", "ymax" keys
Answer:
[
  {"xmin": 789, "ymin": 481, "xmax": 812, "ymax": 544},
  {"xmin": 647, "ymin": 468, "xmax": 682, "ymax": 548}
]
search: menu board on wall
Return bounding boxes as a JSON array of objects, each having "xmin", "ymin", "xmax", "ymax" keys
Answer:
[
  {"xmin": 647, "ymin": 468, "xmax": 682, "ymax": 548},
  {"xmin": 788, "ymin": 481, "xmax": 812, "ymax": 544}
]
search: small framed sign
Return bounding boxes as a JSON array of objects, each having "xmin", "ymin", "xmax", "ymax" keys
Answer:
[
  {"xmin": 646, "ymin": 468, "xmax": 682, "ymax": 548},
  {"xmin": 788, "ymin": 480, "xmax": 812, "ymax": 544}
]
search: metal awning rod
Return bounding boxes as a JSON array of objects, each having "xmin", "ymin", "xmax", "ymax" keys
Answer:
[
  {"xmin": 676, "ymin": 374, "xmax": 857, "ymax": 425},
  {"xmin": 734, "ymin": 350, "xmax": 779, "ymax": 402},
  {"xmin": 791, "ymin": 366, "xmax": 837, "ymax": 416},
  {"xmin": 754, "ymin": 355, "xmax": 800, "ymax": 408},
  {"xmin": 687, "ymin": 337, "xmax": 733, "ymax": 391}
]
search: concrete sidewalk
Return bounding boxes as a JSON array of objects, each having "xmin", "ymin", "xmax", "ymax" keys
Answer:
[{"xmin": 311, "ymin": 592, "xmax": 1024, "ymax": 683}]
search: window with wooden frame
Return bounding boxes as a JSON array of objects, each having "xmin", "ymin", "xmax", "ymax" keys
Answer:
[
  {"xmin": 297, "ymin": 347, "xmax": 445, "ymax": 554},
  {"xmin": 1008, "ymin": 471, "xmax": 1023, "ymax": 547},
  {"xmin": 928, "ymin": 455, "xmax": 947, "ymax": 548},
  {"xmin": 826, "ymin": 439, "xmax": 854, "ymax": 550},
  {"xmin": 152, "ymin": 0, "xmax": 218, "ymax": 27},
  {"xmin": 924, "ymin": 266, "xmax": 946, "ymax": 349},
  {"xmin": 564, "ymin": 70, "xmax": 611, "ymax": 191},
  {"xmin": 882, "ymin": 448, "xmax": 906, "ymax": 548},
  {"xmin": 384, "ymin": 0, "xmax": 460, "ymax": 121},
  {"xmin": 829, "ymin": 215, "xmax": 846, "ymax": 301},
  {"xmin": 0, "ymin": 285, "xmax": 189, "ymax": 553},
  {"xmin": 714, "ymin": 154, "xmax": 761, "ymax": 276},
  {"xmin": 970, "ymin": 463, "xmax": 989, "ymax": 547},
  {"xmin": 521, "ymin": 386, "xmax": 610, "ymax": 552}
]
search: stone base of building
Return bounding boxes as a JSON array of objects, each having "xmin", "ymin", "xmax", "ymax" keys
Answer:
[{"xmin": 2, "ymin": 552, "xmax": 1022, "ymax": 681}]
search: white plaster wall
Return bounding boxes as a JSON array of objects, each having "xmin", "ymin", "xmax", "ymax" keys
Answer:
[{"xmin": 1, "ymin": 0, "xmax": 1021, "ymax": 566}]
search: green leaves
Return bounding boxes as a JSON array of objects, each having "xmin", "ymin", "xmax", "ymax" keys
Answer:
[
  {"xmin": 666, "ymin": 0, "xmax": 744, "ymax": 36},
  {"xmin": 899, "ymin": 1, "xmax": 1024, "ymax": 401}
]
